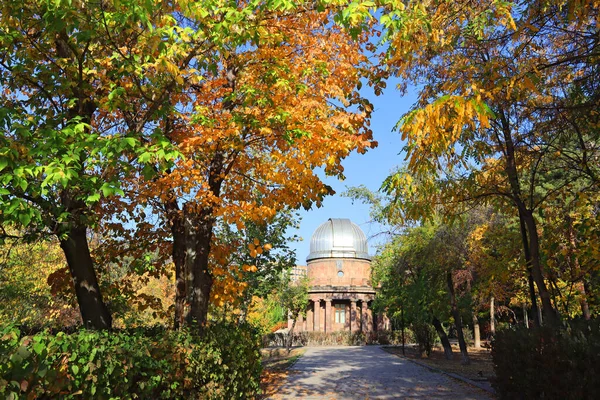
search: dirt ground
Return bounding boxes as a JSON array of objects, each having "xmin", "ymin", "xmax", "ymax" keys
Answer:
[
  {"xmin": 260, "ymin": 347, "xmax": 305, "ymax": 398},
  {"xmin": 383, "ymin": 343, "xmax": 495, "ymax": 383}
]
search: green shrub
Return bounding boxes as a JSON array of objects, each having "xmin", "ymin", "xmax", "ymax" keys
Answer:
[
  {"xmin": 262, "ymin": 330, "xmax": 415, "ymax": 347},
  {"xmin": 0, "ymin": 322, "xmax": 261, "ymax": 399},
  {"xmin": 262, "ymin": 332, "xmax": 287, "ymax": 347},
  {"xmin": 461, "ymin": 327, "xmax": 473, "ymax": 346},
  {"xmin": 492, "ymin": 319, "xmax": 600, "ymax": 400},
  {"xmin": 368, "ymin": 330, "xmax": 415, "ymax": 345},
  {"xmin": 412, "ymin": 323, "xmax": 437, "ymax": 357},
  {"xmin": 296, "ymin": 331, "xmax": 363, "ymax": 346}
]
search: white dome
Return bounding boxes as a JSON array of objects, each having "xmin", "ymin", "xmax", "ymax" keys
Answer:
[{"xmin": 306, "ymin": 218, "xmax": 370, "ymax": 261}]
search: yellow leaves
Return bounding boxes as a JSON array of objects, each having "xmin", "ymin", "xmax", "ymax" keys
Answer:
[
  {"xmin": 248, "ymin": 242, "xmax": 257, "ymax": 258},
  {"xmin": 162, "ymin": 60, "xmax": 182, "ymax": 82},
  {"xmin": 430, "ymin": 28, "xmax": 446, "ymax": 45},
  {"xmin": 469, "ymin": 224, "xmax": 489, "ymax": 245},
  {"xmin": 243, "ymin": 264, "xmax": 258, "ymax": 273},
  {"xmin": 402, "ymin": 93, "xmax": 494, "ymax": 176},
  {"xmin": 243, "ymin": 237, "xmax": 270, "ymax": 260},
  {"xmin": 210, "ymin": 262, "xmax": 251, "ymax": 308},
  {"xmin": 521, "ymin": 75, "xmax": 538, "ymax": 93},
  {"xmin": 502, "ymin": 9, "xmax": 517, "ymax": 31},
  {"xmin": 248, "ymin": 241, "xmax": 264, "ymax": 258}
]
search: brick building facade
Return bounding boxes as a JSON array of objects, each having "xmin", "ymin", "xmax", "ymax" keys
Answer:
[{"xmin": 289, "ymin": 218, "xmax": 389, "ymax": 333}]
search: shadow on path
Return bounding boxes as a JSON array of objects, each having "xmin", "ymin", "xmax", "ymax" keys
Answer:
[{"xmin": 269, "ymin": 346, "xmax": 493, "ymax": 399}]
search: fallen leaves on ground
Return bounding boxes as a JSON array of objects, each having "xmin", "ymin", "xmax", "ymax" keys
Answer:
[
  {"xmin": 384, "ymin": 344, "xmax": 495, "ymax": 382},
  {"xmin": 260, "ymin": 348, "xmax": 305, "ymax": 398}
]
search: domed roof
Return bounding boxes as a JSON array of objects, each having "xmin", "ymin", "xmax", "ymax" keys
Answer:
[{"xmin": 307, "ymin": 218, "xmax": 370, "ymax": 261}]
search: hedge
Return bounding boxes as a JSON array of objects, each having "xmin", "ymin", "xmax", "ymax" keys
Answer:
[
  {"xmin": 0, "ymin": 323, "xmax": 261, "ymax": 399},
  {"xmin": 492, "ymin": 319, "xmax": 600, "ymax": 400},
  {"xmin": 262, "ymin": 329, "xmax": 416, "ymax": 347}
]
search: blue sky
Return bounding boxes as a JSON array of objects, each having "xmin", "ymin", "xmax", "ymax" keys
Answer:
[{"xmin": 288, "ymin": 81, "xmax": 417, "ymax": 264}]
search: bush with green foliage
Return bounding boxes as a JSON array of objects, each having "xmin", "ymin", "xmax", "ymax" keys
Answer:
[
  {"xmin": 0, "ymin": 323, "xmax": 261, "ymax": 399},
  {"xmin": 492, "ymin": 319, "xmax": 600, "ymax": 400},
  {"xmin": 262, "ymin": 330, "xmax": 415, "ymax": 347},
  {"xmin": 369, "ymin": 330, "xmax": 415, "ymax": 346},
  {"xmin": 412, "ymin": 322, "xmax": 438, "ymax": 357}
]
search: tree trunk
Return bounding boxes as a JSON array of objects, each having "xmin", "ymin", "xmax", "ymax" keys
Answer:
[
  {"xmin": 432, "ymin": 316, "xmax": 453, "ymax": 360},
  {"xmin": 523, "ymin": 304, "xmax": 529, "ymax": 328},
  {"xmin": 59, "ymin": 224, "xmax": 112, "ymax": 330},
  {"xmin": 447, "ymin": 272, "xmax": 470, "ymax": 365},
  {"xmin": 56, "ymin": 72, "xmax": 110, "ymax": 330},
  {"xmin": 518, "ymin": 216, "xmax": 541, "ymax": 327},
  {"xmin": 164, "ymin": 197, "xmax": 187, "ymax": 329},
  {"xmin": 168, "ymin": 203, "xmax": 215, "ymax": 332},
  {"xmin": 523, "ymin": 210, "xmax": 558, "ymax": 325},
  {"xmin": 472, "ymin": 312, "xmax": 481, "ymax": 349},
  {"xmin": 173, "ymin": 220, "xmax": 186, "ymax": 329},
  {"xmin": 567, "ymin": 215, "xmax": 591, "ymax": 320},
  {"xmin": 401, "ymin": 305, "xmax": 406, "ymax": 355},
  {"xmin": 287, "ymin": 317, "xmax": 297, "ymax": 353},
  {"xmin": 184, "ymin": 212, "xmax": 214, "ymax": 332},
  {"xmin": 578, "ymin": 282, "xmax": 591, "ymax": 320},
  {"xmin": 584, "ymin": 280, "xmax": 593, "ymax": 319},
  {"xmin": 167, "ymin": 146, "xmax": 226, "ymax": 332},
  {"xmin": 490, "ymin": 296, "xmax": 495, "ymax": 336},
  {"xmin": 497, "ymin": 110, "xmax": 556, "ymax": 325}
]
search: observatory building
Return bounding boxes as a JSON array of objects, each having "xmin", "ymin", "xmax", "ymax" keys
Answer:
[{"xmin": 290, "ymin": 218, "xmax": 389, "ymax": 333}]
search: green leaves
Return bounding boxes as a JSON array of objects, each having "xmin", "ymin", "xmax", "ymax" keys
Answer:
[
  {"xmin": 0, "ymin": 323, "xmax": 262, "ymax": 399},
  {"xmin": 100, "ymin": 183, "xmax": 124, "ymax": 198}
]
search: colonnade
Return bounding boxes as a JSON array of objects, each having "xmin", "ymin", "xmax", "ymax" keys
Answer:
[{"xmin": 305, "ymin": 298, "xmax": 374, "ymax": 333}]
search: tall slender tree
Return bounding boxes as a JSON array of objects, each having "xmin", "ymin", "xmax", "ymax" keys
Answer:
[{"xmin": 381, "ymin": 0, "xmax": 600, "ymax": 324}]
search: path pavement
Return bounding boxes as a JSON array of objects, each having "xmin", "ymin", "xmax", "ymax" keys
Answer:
[{"xmin": 269, "ymin": 346, "xmax": 493, "ymax": 399}]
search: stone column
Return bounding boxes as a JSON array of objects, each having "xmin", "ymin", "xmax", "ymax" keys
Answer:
[
  {"xmin": 362, "ymin": 301, "xmax": 372, "ymax": 333},
  {"xmin": 350, "ymin": 300, "xmax": 358, "ymax": 332},
  {"xmin": 303, "ymin": 314, "xmax": 307, "ymax": 332},
  {"xmin": 359, "ymin": 301, "xmax": 364, "ymax": 331},
  {"xmin": 325, "ymin": 299, "xmax": 332, "ymax": 333},
  {"xmin": 313, "ymin": 299, "xmax": 320, "ymax": 332},
  {"xmin": 298, "ymin": 313, "xmax": 304, "ymax": 332},
  {"xmin": 307, "ymin": 306, "xmax": 314, "ymax": 331}
]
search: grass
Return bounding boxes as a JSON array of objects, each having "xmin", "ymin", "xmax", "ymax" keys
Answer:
[
  {"xmin": 260, "ymin": 347, "xmax": 305, "ymax": 398},
  {"xmin": 383, "ymin": 343, "xmax": 495, "ymax": 383}
]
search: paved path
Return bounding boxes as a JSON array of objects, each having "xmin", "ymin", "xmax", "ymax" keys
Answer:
[{"xmin": 269, "ymin": 346, "xmax": 493, "ymax": 399}]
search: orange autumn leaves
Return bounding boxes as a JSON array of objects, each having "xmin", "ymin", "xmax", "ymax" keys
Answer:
[
  {"xmin": 125, "ymin": 8, "xmax": 375, "ymax": 311},
  {"xmin": 210, "ymin": 239, "xmax": 271, "ymax": 307}
]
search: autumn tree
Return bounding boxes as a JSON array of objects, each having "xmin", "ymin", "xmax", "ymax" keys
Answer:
[
  {"xmin": 109, "ymin": 4, "xmax": 377, "ymax": 331},
  {"xmin": 0, "ymin": 0, "xmax": 181, "ymax": 329},
  {"xmin": 380, "ymin": 0, "xmax": 600, "ymax": 325},
  {"xmin": 2, "ymin": 0, "xmax": 338, "ymax": 331},
  {"xmin": 465, "ymin": 210, "xmax": 531, "ymax": 330},
  {"xmin": 213, "ymin": 209, "xmax": 299, "ymax": 320},
  {"xmin": 537, "ymin": 189, "xmax": 600, "ymax": 319},
  {"xmin": 279, "ymin": 274, "xmax": 309, "ymax": 352}
]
